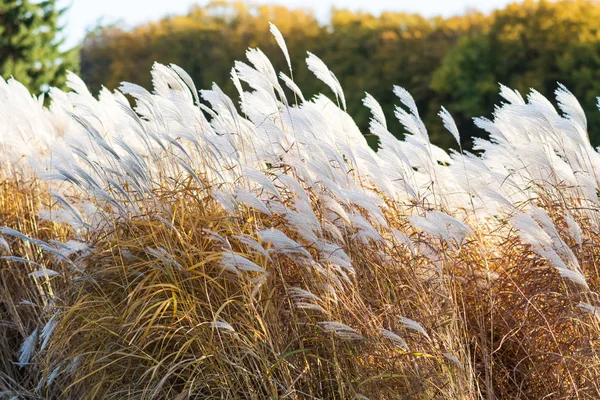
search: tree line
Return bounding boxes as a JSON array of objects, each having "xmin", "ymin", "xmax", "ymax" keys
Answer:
[{"xmin": 4, "ymin": 0, "xmax": 600, "ymax": 149}]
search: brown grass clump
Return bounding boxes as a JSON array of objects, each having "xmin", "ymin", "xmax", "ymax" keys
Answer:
[
  {"xmin": 446, "ymin": 193, "xmax": 600, "ymax": 399},
  {"xmin": 0, "ymin": 176, "xmax": 72, "ymax": 397},
  {"xmin": 3, "ymin": 156, "xmax": 600, "ymax": 399},
  {"xmin": 32, "ymin": 176, "xmax": 474, "ymax": 399}
]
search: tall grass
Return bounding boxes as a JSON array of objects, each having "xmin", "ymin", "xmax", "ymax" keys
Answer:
[{"xmin": 1, "ymin": 26, "xmax": 599, "ymax": 399}]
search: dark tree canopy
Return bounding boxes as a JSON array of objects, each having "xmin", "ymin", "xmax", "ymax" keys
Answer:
[
  {"xmin": 432, "ymin": 0, "xmax": 600, "ymax": 147},
  {"xmin": 0, "ymin": 0, "xmax": 77, "ymax": 92}
]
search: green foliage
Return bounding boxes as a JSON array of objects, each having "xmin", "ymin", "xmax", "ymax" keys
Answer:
[
  {"xmin": 433, "ymin": 0, "xmax": 600, "ymax": 147},
  {"xmin": 0, "ymin": 0, "xmax": 77, "ymax": 93}
]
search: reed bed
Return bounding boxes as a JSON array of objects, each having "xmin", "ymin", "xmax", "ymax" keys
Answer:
[{"xmin": 1, "ymin": 25, "xmax": 599, "ymax": 399}]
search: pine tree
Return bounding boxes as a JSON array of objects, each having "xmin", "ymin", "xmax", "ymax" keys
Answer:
[{"xmin": 0, "ymin": 0, "xmax": 77, "ymax": 93}]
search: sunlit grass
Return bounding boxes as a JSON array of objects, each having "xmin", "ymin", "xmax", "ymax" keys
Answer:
[{"xmin": 1, "ymin": 25, "xmax": 600, "ymax": 399}]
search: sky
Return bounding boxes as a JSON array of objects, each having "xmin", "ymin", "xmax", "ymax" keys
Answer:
[{"xmin": 59, "ymin": 0, "xmax": 515, "ymax": 48}]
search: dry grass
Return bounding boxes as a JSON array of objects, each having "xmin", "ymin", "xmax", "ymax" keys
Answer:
[
  {"xmin": 3, "ymin": 170, "xmax": 599, "ymax": 399},
  {"xmin": 30, "ymin": 177, "xmax": 473, "ymax": 399},
  {"xmin": 0, "ymin": 176, "xmax": 72, "ymax": 397},
  {"xmin": 1, "ymin": 29, "xmax": 600, "ymax": 399}
]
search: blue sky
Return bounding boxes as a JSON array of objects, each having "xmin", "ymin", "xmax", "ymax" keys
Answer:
[{"xmin": 59, "ymin": 0, "xmax": 515, "ymax": 48}]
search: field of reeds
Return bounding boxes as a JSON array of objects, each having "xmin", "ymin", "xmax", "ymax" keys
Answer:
[{"xmin": 1, "ymin": 25, "xmax": 600, "ymax": 399}]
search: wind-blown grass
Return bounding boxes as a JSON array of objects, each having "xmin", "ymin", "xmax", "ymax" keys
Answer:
[{"xmin": 1, "ymin": 25, "xmax": 599, "ymax": 399}]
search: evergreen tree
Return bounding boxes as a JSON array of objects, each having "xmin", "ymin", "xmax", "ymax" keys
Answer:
[{"xmin": 0, "ymin": 0, "xmax": 77, "ymax": 92}]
